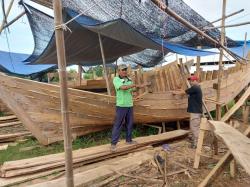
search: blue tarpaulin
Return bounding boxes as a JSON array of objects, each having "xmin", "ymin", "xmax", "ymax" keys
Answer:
[{"xmin": 0, "ymin": 50, "xmax": 55, "ymax": 76}]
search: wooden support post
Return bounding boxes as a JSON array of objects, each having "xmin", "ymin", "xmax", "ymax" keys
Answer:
[
  {"xmin": 196, "ymin": 46, "xmax": 201, "ymax": 78},
  {"xmin": 193, "ymin": 118, "xmax": 211, "ymax": 168},
  {"xmin": 98, "ymin": 33, "xmax": 111, "ymax": 96},
  {"xmin": 230, "ymin": 159, "xmax": 236, "ymax": 178},
  {"xmin": 0, "ymin": 0, "xmax": 14, "ymax": 34},
  {"xmin": 78, "ymin": 65, "xmax": 82, "ymax": 86},
  {"xmin": 47, "ymin": 73, "xmax": 50, "ymax": 83},
  {"xmin": 2, "ymin": 11, "xmax": 26, "ymax": 31},
  {"xmin": 243, "ymin": 32, "xmax": 247, "ymax": 63},
  {"xmin": 216, "ymin": 0, "xmax": 227, "ymax": 121},
  {"xmin": 162, "ymin": 122, "xmax": 166, "ymax": 132},
  {"xmin": 199, "ymin": 127, "xmax": 250, "ymax": 187},
  {"xmin": 177, "ymin": 121, "xmax": 181, "ymax": 129},
  {"xmin": 52, "ymin": 1, "xmax": 74, "ymax": 187},
  {"xmin": 242, "ymin": 105, "xmax": 250, "ymax": 124}
]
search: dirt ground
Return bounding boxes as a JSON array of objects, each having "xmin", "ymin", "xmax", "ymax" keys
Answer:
[{"xmin": 105, "ymin": 139, "xmax": 250, "ymax": 187}]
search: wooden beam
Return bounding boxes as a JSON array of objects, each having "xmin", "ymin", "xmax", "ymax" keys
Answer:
[
  {"xmin": 98, "ymin": 33, "xmax": 111, "ymax": 96},
  {"xmin": 216, "ymin": 0, "xmax": 227, "ymax": 121},
  {"xmin": 208, "ymin": 121, "xmax": 250, "ymax": 175},
  {"xmin": 52, "ymin": 1, "xmax": 74, "ymax": 187},
  {"xmin": 0, "ymin": 0, "xmax": 14, "ymax": 34},
  {"xmin": 221, "ymin": 86, "xmax": 250, "ymax": 122}
]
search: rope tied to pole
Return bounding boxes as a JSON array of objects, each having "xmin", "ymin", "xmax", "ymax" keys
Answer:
[{"xmin": 55, "ymin": 23, "xmax": 72, "ymax": 33}]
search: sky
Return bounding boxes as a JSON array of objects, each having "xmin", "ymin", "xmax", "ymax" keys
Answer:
[{"xmin": 0, "ymin": 0, "xmax": 250, "ymax": 63}]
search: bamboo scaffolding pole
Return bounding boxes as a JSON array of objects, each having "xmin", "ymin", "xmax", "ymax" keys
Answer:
[
  {"xmin": 52, "ymin": 1, "xmax": 74, "ymax": 187},
  {"xmin": 204, "ymin": 21, "xmax": 250, "ymax": 30},
  {"xmin": 0, "ymin": 0, "xmax": 14, "ymax": 34},
  {"xmin": 209, "ymin": 9, "xmax": 244, "ymax": 25},
  {"xmin": 2, "ymin": 11, "xmax": 26, "ymax": 30},
  {"xmin": 158, "ymin": 4, "xmax": 242, "ymax": 62},
  {"xmin": 98, "ymin": 33, "xmax": 111, "ymax": 96},
  {"xmin": 216, "ymin": 0, "xmax": 227, "ymax": 121},
  {"xmin": 196, "ymin": 46, "xmax": 201, "ymax": 78}
]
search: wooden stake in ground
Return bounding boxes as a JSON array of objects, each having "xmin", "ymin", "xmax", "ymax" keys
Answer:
[
  {"xmin": 216, "ymin": 0, "xmax": 227, "ymax": 121},
  {"xmin": 52, "ymin": 1, "xmax": 74, "ymax": 187}
]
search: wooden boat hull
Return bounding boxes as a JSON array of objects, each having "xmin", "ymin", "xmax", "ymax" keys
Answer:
[{"xmin": 0, "ymin": 62, "xmax": 249, "ymax": 145}]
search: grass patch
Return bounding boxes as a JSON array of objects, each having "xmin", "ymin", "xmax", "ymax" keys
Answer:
[
  {"xmin": 0, "ymin": 112, "xmax": 5, "ymax": 117},
  {"xmin": 210, "ymin": 100, "xmax": 236, "ymax": 119},
  {"xmin": 0, "ymin": 125, "xmax": 158, "ymax": 164}
]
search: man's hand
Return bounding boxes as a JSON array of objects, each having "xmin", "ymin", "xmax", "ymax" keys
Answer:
[
  {"xmin": 136, "ymin": 82, "xmax": 151, "ymax": 88},
  {"xmin": 172, "ymin": 90, "xmax": 186, "ymax": 95}
]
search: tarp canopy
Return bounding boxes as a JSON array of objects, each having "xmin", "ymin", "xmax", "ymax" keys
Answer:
[
  {"xmin": 229, "ymin": 41, "xmax": 250, "ymax": 58},
  {"xmin": 23, "ymin": 0, "xmax": 243, "ymax": 67},
  {"xmin": 0, "ymin": 50, "xmax": 56, "ymax": 76}
]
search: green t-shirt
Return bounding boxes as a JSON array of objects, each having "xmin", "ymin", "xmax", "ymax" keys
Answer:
[{"xmin": 113, "ymin": 76, "xmax": 133, "ymax": 107}]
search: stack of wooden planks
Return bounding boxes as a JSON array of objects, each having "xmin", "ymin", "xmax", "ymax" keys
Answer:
[
  {"xmin": 0, "ymin": 115, "xmax": 31, "ymax": 143},
  {"xmin": 0, "ymin": 130, "xmax": 188, "ymax": 186},
  {"xmin": 29, "ymin": 150, "xmax": 156, "ymax": 187}
]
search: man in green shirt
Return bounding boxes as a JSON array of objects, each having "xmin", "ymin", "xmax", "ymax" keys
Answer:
[{"xmin": 111, "ymin": 64, "xmax": 147, "ymax": 151}]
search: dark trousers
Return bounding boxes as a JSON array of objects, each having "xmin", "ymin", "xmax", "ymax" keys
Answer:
[{"xmin": 111, "ymin": 106, "xmax": 134, "ymax": 145}]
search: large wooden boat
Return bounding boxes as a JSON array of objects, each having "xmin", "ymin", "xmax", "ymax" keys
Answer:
[{"xmin": 0, "ymin": 58, "xmax": 249, "ymax": 145}]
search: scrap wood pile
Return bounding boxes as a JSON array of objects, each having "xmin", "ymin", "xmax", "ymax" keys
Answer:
[
  {"xmin": 0, "ymin": 130, "xmax": 188, "ymax": 187},
  {"xmin": 0, "ymin": 115, "xmax": 31, "ymax": 144}
]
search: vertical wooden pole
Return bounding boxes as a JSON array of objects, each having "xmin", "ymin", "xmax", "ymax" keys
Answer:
[
  {"xmin": 47, "ymin": 73, "xmax": 50, "ymax": 83},
  {"xmin": 243, "ymin": 32, "xmax": 248, "ymax": 62},
  {"xmin": 216, "ymin": 0, "xmax": 227, "ymax": 121},
  {"xmin": 0, "ymin": 0, "xmax": 14, "ymax": 34},
  {"xmin": 98, "ymin": 33, "xmax": 111, "ymax": 95},
  {"xmin": 243, "ymin": 105, "xmax": 250, "ymax": 124},
  {"xmin": 78, "ymin": 65, "xmax": 82, "ymax": 86},
  {"xmin": 52, "ymin": 1, "xmax": 74, "ymax": 187},
  {"xmin": 196, "ymin": 46, "xmax": 201, "ymax": 78}
]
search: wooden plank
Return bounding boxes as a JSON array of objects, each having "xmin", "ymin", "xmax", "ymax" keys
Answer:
[
  {"xmin": 212, "ymin": 70, "xmax": 218, "ymax": 80},
  {"xmin": 206, "ymin": 71, "xmax": 213, "ymax": 80},
  {"xmin": 208, "ymin": 121, "xmax": 250, "ymax": 175},
  {"xmin": 27, "ymin": 151, "xmax": 153, "ymax": 187},
  {"xmin": 0, "ymin": 121, "xmax": 21, "ymax": 128},
  {"xmin": 198, "ymin": 151, "xmax": 234, "ymax": 187},
  {"xmin": 199, "ymin": 126, "xmax": 250, "ymax": 187},
  {"xmin": 200, "ymin": 71, "xmax": 207, "ymax": 82},
  {"xmin": 0, "ymin": 115, "xmax": 17, "ymax": 122},
  {"xmin": 159, "ymin": 69, "xmax": 167, "ymax": 91},
  {"xmin": 221, "ymin": 86, "xmax": 250, "ymax": 122},
  {"xmin": 193, "ymin": 118, "xmax": 207, "ymax": 169},
  {"xmin": 0, "ymin": 130, "xmax": 188, "ymax": 178}
]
